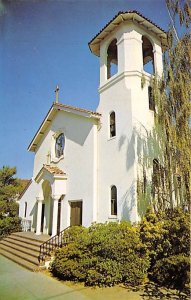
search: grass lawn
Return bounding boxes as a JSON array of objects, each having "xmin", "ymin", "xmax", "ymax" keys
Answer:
[
  {"xmin": 44, "ymin": 270, "xmax": 190, "ymax": 300},
  {"xmin": 64, "ymin": 281, "xmax": 190, "ymax": 300}
]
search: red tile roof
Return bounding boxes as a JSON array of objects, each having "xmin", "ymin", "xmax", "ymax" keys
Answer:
[
  {"xmin": 43, "ymin": 164, "xmax": 65, "ymax": 175},
  {"xmin": 54, "ymin": 102, "xmax": 101, "ymax": 117},
  {"xmin": 89, "ymin": 10, "xmax": 167, "ymax": 56}
]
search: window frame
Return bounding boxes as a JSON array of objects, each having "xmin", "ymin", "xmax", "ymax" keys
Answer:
[
  {"xmin": 110, "ymin": 185, "xmax": 117, "ymax": 216},
  {"xmin": 55, "ymin": 133, "xmax": 65, "ymax": 158},
  {"xmin": 109, "ymin": 111, "xmax": 116, "ymax": 138},
  {"xmin": 148, "ymin": 86, "xmax": 155, "ymax": 111}
]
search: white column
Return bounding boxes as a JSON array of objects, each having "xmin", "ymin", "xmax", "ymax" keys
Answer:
[
  {"xmin": 36, "ymin": 197, "xmax": 43, "ymax": 235},
  {"xmin": 153, "ymin": 44, "xmax": 163, "ymax": 77},
  {"xmin": 51, "ymin": 195, "xmax": 59, "ymax": 237},
  {"xmin": 121, "ymin": 31, "xmax": 143, "ymax": 73},
  {"xmin": 100, "ymin": 43, "xmax": 107, "ymax": 87}
]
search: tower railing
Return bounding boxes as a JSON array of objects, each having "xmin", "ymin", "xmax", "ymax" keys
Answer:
[{"xmin": 38, "ymin": 226, "xmax": 71, "ymax": 262}]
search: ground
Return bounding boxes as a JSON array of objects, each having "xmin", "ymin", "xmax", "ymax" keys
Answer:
[{"xmin": 0, "ymin": 255, "xmax": 189, "ymax": 300}]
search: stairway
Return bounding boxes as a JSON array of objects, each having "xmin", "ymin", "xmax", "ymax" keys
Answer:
[{"xmin": 0, "ymin": 232, "xmax": 50, "ymax": 271}]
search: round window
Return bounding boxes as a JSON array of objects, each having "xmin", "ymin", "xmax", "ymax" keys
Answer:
[{"xmin": 55, "ymin": 133, "xmax": 65, "ymax": 158}]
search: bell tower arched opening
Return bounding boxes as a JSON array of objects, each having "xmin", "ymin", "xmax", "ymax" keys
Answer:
[
  {"xmin": 107, "ymin": 39, "xmax": 118, "ymax": 79},
  {"xmin": 142, "ymin": 36, "xmax": 155, "ymax": 74}
]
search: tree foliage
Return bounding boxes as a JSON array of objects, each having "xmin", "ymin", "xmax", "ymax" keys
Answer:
[
  {"xmin": 138, "ymin": 0, "xmax": 191, "ymax": 213},
  {"xmin": 140, "ymin": 208, "xmax": 190, "ymax": 290},
  {"xmin": 0, "ymin": 166, "xmax": 23, "ymax": 238},
  {"xmin": 0, "ymin": 166, "xmax": 22, "ymax": 202}
]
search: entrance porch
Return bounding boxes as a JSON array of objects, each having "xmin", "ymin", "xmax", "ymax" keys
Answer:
[{"xmin": 35, "ymin": 164, "xmax": 67, "ymax": 237}]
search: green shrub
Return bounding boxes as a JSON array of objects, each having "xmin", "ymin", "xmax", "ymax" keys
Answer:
[
  {"xmin": 51, "ymin": 222, "xmax": 150, "ymax": 287},
  {"xmin": 139, "ymin": 208, "xmax": 190, "ymax": 263},
  {"xmin": 152, "ymin": 255, "xmax": 190, "ymax": 290},
  {"xmin": 0, "ymin": 216, "xmax": 21, "ymax": 239},
  {"xmin": 139, "ymin": 208, "xmax": 190, "ymax": 289},
  {"xmin": 122, "ymin": 256, "xmax": 149, "ymax": 286},
  {"xmin": 51, "ymin": 209, "xmax": 189, "ymax": 289},
  {"xmin": 86, "ymin": 259, "xmax": 122, "ymax": 287}
]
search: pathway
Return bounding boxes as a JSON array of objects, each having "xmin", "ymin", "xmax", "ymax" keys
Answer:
[{"xmin": 0, "ymin": 255, "xmax": 89, "ymax": 300}]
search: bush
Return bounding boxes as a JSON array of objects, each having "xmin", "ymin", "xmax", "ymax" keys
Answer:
[
  {"xmin": 152, "ymin": 255, "xmax": 190, "ymax": 290},
  {"xmin": 51, "ymin": 209, "xmax": 189, "ymax": 289},
  {"xmin": 140, "ymin": 208, "xmax": 190, "ymax": 262},
  {"xmin": 51, "ymin": 222, "xmax": 150, "ymax": 287},
  {"xmin": 0, "ymin": 216, "xmax": 21, "ymax": 239},
  {"xmin": 139, "ymin": 208, "xmax": 190, "ymax": 289}
]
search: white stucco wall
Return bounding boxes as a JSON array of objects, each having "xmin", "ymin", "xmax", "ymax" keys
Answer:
[{"xmin": 97, "ymin": 78, "xmax": 138, "ymax": 223}]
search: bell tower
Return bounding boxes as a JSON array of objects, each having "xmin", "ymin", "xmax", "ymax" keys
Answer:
[{"xmin": 89, "ymin": 11, "xmax": 167, "ymax": 223}]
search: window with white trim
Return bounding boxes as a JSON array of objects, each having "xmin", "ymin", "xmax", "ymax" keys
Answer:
[
  {"xmin": 110, "ymin": 111, "xmax": 116, "ymax": 138},
  {"xmin": 55, "ymin": 133, "xmax": 65, "ymax": 158},
  {"xmin": 111, "ymin": 185, "xmax": 117, "ymax": 216}
]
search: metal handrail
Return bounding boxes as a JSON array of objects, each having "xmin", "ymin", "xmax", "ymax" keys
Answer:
[{"xmin": 38, "ymin": 226, "xmax": 71, "ymax": 262}]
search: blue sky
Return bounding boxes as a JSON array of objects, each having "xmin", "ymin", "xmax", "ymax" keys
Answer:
[{"xmin": 0, "ymin": 0, "xmax": 170, "ymax": 179}]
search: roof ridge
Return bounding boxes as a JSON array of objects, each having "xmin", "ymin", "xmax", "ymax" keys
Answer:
[{"xmin": 53, "ymin": 102, "xmax": 101, "ymax": 116}]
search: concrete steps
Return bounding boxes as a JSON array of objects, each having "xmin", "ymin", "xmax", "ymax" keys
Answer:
[{"xmin": 0, "ymin": 232, "xmax": 49, "ymax": 271}]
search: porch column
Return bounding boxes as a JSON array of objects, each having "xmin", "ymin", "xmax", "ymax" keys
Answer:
[
  {"xmin": 36, "ymin": 197, "xmax": 43, "ymax": 235},
  {"xmin": 51, "ymin": 195, "xmax": 60, "ymax": 237}
]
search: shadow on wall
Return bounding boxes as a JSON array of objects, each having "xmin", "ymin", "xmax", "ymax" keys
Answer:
[
  {"xmin": 118, "ymin": 131, "xmax": 136, "ymax": 173},
  {"xmin": 54, "ymin": 112, "xmax": 95, "ymax": 147},
  {"xmin": 120, "ymin": 181, "xmax": 136, "ymax": 221},
  {"xmin": 118, "ymin": 122, "xmax": 163, "ymax": 220}
]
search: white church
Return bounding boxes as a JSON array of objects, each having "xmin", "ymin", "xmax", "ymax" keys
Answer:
[{"xmin": 19, "ymin": 11, "xmax": 167, "ymax": 237}]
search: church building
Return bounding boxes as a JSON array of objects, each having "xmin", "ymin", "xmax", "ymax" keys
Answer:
[{"xmin": 19, "ymin": 11, "xmax": 167, "ymax": 236}]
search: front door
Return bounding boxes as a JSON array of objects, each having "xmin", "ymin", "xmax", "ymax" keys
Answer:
[{"xmin": 70, "ymin": 201, "xmax": 82, "ymax": 226}]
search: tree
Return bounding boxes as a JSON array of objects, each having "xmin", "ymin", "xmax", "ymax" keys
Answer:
[
  {"xmin": 0, "ymin": 166, "xmax": 23, "ymax": 218},
  {"xmin": 138, "ymin": 0, "xmax": 191, "ymax": 213},
  {"xmin": 0, "ymin": 166, "xmax": 24, "ymax": 238}
]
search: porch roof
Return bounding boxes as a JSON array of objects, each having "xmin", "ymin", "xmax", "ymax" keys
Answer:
[{"xmin": 35, "ymin": 164, "xmax": 66, "ymax": 183}]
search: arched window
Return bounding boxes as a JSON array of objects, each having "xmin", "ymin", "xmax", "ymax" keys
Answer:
[
  {"xmin": 110, "ymin": 111, "xmax": 116, "ymax": 137},
  {"xmin": 107, "ymin": 39, "xmax": 118, "ymax": 79},
  {"xmin": 111, "ymin": 185, "xmax": 117, "ymax": 216},
  {"xmin": 148, "ymin": 86, "xmax": 155, "ymax": 111},
  {"xmin": 24, "ymin": 202, "xmax": 27, "ymax": 218},
  {"xmin": 142, "ymin": 36, "xmax": 155, "ymax": 74},
  {"xmin": 55, "ymin": 133, "xmax": 65, "ymax": 158}
]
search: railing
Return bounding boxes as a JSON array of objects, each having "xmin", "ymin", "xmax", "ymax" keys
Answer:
[
  {"xmin": 21, "ymin": 219, "xmax": 32, "ymax": 232},
  {"xmin": 38, "ymin": 226, "xmax": 71, "ymax": 262}
]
